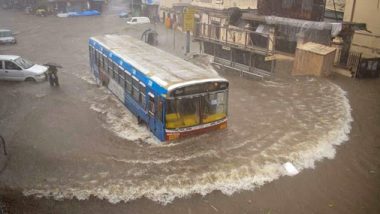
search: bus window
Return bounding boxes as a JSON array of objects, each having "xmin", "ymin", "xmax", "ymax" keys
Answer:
[
  {"xmin": 132, "ymin": 77, "xmax": 140, "ymax": 102},
  {"xmin": 118, "ymin": 68, "xmax": 125, "ymax": 88},
  {"xmin": 104, "ymin": 57, "xmax": 109, "ymax": 73},
  {"xmin": 96, "ymin": 51, "xmax": 101, "ymax": 67},
  {"xmin": 125, "ymin": 73, "xmax": 132, "ymax": 94},
  {"xmin": 89, "ymin": 46, "xmax": 93, "ymax": 60},
  {"xmin": 102, "ymin": 55, "xmax": 107, "ymax": 71},
  {"xmin": 166, "ymin": 97, "xmax": 200, "ymax": 129},
  {"xmin": 108, "ymin": 61, "xmax": 112, "ymax": 77},
  {"xmin": 107, "ymin": 58, "xmax": 113, "ymax": 74},
  {"xmin": 157, "ymin": 98, "xmax": 163, "ymax": 121},
  {"xmin": 99, "ymin": 54, "xmax": 104, "ymax": 69},
  {"xmin": 118, "ymin": 67, "xmax": 124, "ymax": 84},
  {"xmin": 139, "ymin": 84, "xmax": 146, "ymax": 108},
  {"xmin": 112, "ymin": 62, "xmax": 118, "ymax": 80},
  {"xmin": 148, "ymin": 95, "xmax": 155, "ymax": 116},
  {"xmin": 201, "ymin": 92, "xmax": 228, "ymax": 123}
]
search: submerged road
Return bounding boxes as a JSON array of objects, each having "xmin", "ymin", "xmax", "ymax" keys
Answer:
[{"xmin": 0, "ymin": 1, "xmax": 379, "ymax": 213}]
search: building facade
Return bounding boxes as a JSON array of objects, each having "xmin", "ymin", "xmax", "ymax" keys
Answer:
[
  {"xmin": 2, "ymin": 0, "xmax": 105, "ymax": 13},
  {"xmin": 159, "ymin": 0, "xmax": 191, "ymax": 30},
  {"xmin": 159, "ymin": 0, "xmax": 345, "ymax": 77},
  {"xmin": 142, "ymin": 0, "xmax": 160, "ymax": 21},
  {"xmin": 257, "ymin": 0, "xmax": 326, "ymax": 21},
  {"xmin": 343, "ymin": 0, "xmax": 380, "ymax": 58},
  {"xmin": 190, "ymin": 0, "xmax": 278, "ymax": 77},
  {"xmin": 191, "ymin": 0, "xmax": 257, "ymax": 10}
]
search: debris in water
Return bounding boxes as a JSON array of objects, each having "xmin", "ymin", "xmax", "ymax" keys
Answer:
[{"xmin": 283, "ymin": 162, "xmax": 299, "ymax": 176}]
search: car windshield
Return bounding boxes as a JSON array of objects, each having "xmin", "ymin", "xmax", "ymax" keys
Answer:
[
  {"xmin": 0, "ymin": 30, "xmax": 12, "ymax": 37},
  {"xmin": 14, "ymin": 57, "xmax": 34, "ymax": 69}
]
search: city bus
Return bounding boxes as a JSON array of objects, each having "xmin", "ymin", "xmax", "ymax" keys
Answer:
[{"xmin": 88, "ymin": 34, "xmax": 229, "ymax": 141}]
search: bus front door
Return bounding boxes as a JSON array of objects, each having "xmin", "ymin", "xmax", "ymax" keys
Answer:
[{"xmin": 148, "ymin": 93, "xmax": 166, "ymax": 141}]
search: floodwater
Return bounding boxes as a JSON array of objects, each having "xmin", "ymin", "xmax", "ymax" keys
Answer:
[
  {"xmin": 21, "ymin": 74, "xmax": 352, "ymax": 205},
  {"xmin": 0, "ymin": 0, "xmax": 352, "ymax": 206}
]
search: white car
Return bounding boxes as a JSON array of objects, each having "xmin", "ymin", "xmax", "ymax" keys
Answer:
[
  {"xmin": 126, "ymin": 17, "xmax": 150, "ymax": 24},
  {"xmin": 0, "ymin": 55, "xmax": 48, "ymax": 82},
  {"xmin": 0, "ymin": 29, "xmax": 16, "ymax": 45}
]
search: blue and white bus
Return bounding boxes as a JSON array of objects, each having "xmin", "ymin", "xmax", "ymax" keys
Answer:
[{"xmin": 89, "ymin": 34, "xmax": 229, "ymax": 141}]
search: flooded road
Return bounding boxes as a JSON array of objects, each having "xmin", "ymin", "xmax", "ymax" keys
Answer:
[
  {"xmin": 18, "ymin": 74, "xmax": 351, "ymax": 205},
  {"xmin": 0, "ymin": 0, "xmax": 363, "ymax": 210}
]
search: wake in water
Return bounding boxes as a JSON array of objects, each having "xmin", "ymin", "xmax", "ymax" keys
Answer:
[
  {"xmin": 18, "ymin": 74, "xmax": 352, "ymax": 205},
  {"xmin": 73, "ymin": 72, "xmax": 159, "ymax": 144}
]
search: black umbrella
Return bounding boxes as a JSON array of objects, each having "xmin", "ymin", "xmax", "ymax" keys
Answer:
[{"xmin": 44, "ymin": 62, "xmax": 63, "ymax": 68}]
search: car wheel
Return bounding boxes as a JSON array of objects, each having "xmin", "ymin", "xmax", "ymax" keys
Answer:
[{"xmin": 25, "ymin": 77, "xmax": 36, "ymax": 82}]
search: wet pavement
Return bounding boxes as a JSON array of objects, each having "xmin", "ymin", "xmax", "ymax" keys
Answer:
[{"xmin": 1, "ymin": 1, "xmax": 378, "ymax": 213}]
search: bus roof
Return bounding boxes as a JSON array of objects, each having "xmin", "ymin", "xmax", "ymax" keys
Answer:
[{"xmin": 90, "ymin": 34, "xmax": 227, "ymax": 91}]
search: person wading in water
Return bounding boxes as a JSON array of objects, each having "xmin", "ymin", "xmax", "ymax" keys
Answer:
[{"xmin": 44, "ymin": 63, "xmax": 62, "ymax": 87}]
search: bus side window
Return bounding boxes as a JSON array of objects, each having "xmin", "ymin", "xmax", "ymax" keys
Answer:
[
  {"xmin": 104, "ymin": 56, "xmax": 109, "ymax": 73},
  {"xmin": 99, "ymin": 54, "xmax": 104, "ymax": 69},
  {"xmin": 96, "ymin": 51, "xmax": 100, "ymax": 67},
  {"xmin": 140, "ymin": 83, "xmax": 146, "ymax": 108},
  {"xmin": 112, "ymin": 62, "xmax": 118, "ymax": 79},
  {"xmin": 148, "ymin": 95, "xmax": 155, "ymax": 116},
  {"xmin": 91, "ymin": 47, "xmax": 95, "ymax": 61},
  {"xmin": 108, "ymin": 60, "xmax": 112, "ymax": 76},
  {"xmin": 157, "ymin": 98, "xmax": 163, "ymax": 121},
  {"xmin": 102, "ymin": 55, "xmax": 107, "ymax": 71},
  {"xmin": 132, "ymin": 77, "xmax": 140, "ymax": 102},
  {"xmin": 89, "ymin": 46, "xmax": 93, "ymax": 60},
  {"xmin": 107, "ymin": 58, "xmax": 112, "ymax": 74},
  {"xmin": 125, "ymin": 72, "xmax": 132, "ymax": 94},
  {"xmin": 119, "ymin": 68, "xmax": 125, "ymax": 88},
  {"xmin": 118, "ymin": 67, "xmax": 124, "ymax": 84},
  {"xmin": 107, "ymin": 59, "xmax": 112, "ymax": 74}
]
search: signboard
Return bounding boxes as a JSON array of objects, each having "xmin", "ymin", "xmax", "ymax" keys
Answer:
[{"xmin": 183, "ymin": 7, "xmax": 196, "ymax": 32}]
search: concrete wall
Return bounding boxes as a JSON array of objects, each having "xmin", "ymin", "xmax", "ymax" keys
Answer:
[
  {"xmin": 344, "ymin": 0, "xmax": 380, "ymax": 57},
  {"xmin": 191, "ymin": 0, "xmax": 257, "ymax": 10}
]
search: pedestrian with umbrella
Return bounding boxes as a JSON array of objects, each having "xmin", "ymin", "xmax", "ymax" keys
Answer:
[{"xmin": 44, "ymin": 62, "xmax": 62, "ymax": 87}]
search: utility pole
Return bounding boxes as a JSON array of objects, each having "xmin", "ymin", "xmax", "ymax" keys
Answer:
[
  {"xmin": 186, "ymin": 31, "xmax": 190, "ymax": 54},
  {"xmin": 173, "ymin": 27, "xmax": 176, "ymax": 49},
  {"xmin": 332, "ymin": 0, "xmax": 338, "ymax": 21},
  {"xmin": 183, "ymin": 7, "xmax": 195, "ymax": 54},
  {"xmin": 131, "ymin": 0, "xmax": 134, "ymax": 16}
]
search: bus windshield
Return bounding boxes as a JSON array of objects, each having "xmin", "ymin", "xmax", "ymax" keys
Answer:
[{"xmin": 166, "ymin": 91, "xmax": 228, "ymax": 129}]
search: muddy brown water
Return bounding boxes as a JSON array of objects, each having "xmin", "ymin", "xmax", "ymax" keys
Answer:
[{"xmin": 0, "ymin": 1, "xmax": 379, "ymax": 213}]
